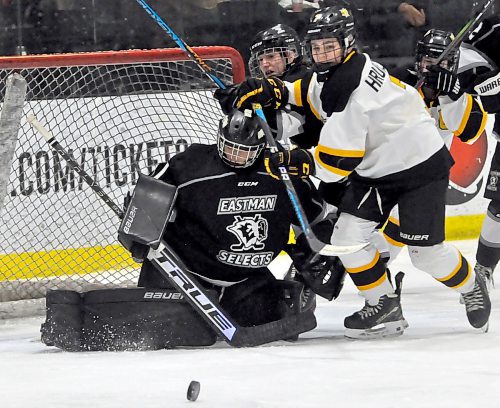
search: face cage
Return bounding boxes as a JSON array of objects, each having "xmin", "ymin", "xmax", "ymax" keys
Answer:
[
  {"xmin": 248, "ymin": 46, "xmax": 299, "ymax": 77},
  {"xmin": 305, "ymin": 34, "xmax": 346, "ymax": 72},
  {"xmin": 217, "ymin": 133, "xmax": 265, "ymax": 168},
  {"xmin": 415, "ymin": 48, "xmax": 459, "ymax": 77}
]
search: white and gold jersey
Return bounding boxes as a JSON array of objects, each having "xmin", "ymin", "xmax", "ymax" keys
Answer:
[{"xmin": 285, "ymin": 51, "xmax": 451, "ymax": 185}]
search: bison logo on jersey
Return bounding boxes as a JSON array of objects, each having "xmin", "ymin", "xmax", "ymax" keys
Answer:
[{"xmin": 226, "ymin": 214, "xmax": 268, "ymax": 251}]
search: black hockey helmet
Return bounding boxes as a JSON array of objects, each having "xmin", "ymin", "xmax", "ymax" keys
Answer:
[
  {"xmin": 248, "ymin": 24, "xmax": 302, "ymax": 78},
  {"xmin": 304, "ymin": 5, "xmax": 356, "ymax": 72},
  {"xmin": 415, "ymin": 29, "xmax": 460, "ymax": 77},
  {"xmin": 217, "ymin": 109, "xmax": 266, "ymax": 168}
]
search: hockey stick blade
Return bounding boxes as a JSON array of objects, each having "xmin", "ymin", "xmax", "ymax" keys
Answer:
[
  {"xmin": 28, "ymin": 114, "xmax": 315, "ymax": 347},
  {"xmin": 252, "ymin": 105, "xmax": 367, "ymax": 256}
]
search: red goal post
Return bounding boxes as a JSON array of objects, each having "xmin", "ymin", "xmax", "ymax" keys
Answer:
[{"xmin": 0, "ymin": 46, "xmax": 245, "ymax": 303}]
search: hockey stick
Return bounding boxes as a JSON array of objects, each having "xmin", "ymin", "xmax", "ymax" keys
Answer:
[
  {"xmin": 134, "ymin": 0, "xmax": 226, "ymax": 89},
  {"xmin": 27, "ymin": 113, "xmax": 316, "ymax": 347},
  {"xmin": 415, "ymin": 0, "xmax": 496, "ymax": 89},
  {"xmin": 253, "ymin": 104, "xmax": 367, "ymax": 257},
  {"xmin": 131, "ymin": 3, "xmax": 361, "ymax": 257}
]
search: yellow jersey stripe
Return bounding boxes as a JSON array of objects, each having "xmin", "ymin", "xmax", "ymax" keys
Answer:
[
  {"xmin": 453, "ymin": 94, "xmax": 473, "ymax": 136},
  {"xmin": 294, "ymin": 79, "xmax": 303, "ymax": 107},
  {"xmin": 466, "ymin": 103, "xmax": 488, "ymax": 145},
  {"xmin": 316, "ymin": 144, "xmax": 365, "ymax": 158},
  {"xmin": 314, "ymin": 148, "xmax": 352, "ymax": 177}
]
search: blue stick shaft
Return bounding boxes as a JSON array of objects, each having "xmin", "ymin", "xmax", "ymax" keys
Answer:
[{"xmin": 135, "ymin": 0, "xmax": 226, "ymax": 89}]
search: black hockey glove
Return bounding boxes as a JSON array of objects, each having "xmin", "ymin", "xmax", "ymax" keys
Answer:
[
  {"xmin": 288, "ymin": 249, "xmax": 346, "ymax": 301},
  {"xmin": 264, "ymin": 148, "xmax": 315, "ymax": 180},
  {"xmin": 213, "ymin": 85, "xmax": 239, "ymax": 115},
  {"xmin": 424, "ymin": 65, "xmax": 464, "ymax": 101},
  {"xmin": 235, "ymin": 77, "xmax": 288, "ymax": 110},
  {"xmin": 122, "ymin": 191, "xmax": 149, "ymax": 263}
]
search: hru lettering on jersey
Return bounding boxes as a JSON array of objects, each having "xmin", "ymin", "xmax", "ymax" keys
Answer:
[
  {"xmin": 11, "ymin": 139, "xmax": 187, "ymax": 197},
  {"xmin": 217, "ymin": 195, "xmax": 277, "ymax": 214},
  {"xmin": 365, "ymin": 62, "xmax": 386, "ymax": 92}
]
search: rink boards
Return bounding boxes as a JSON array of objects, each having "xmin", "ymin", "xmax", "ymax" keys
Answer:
[{"xmin": 0, "ymin": 93, "xmax": 497, "ymax": 280}]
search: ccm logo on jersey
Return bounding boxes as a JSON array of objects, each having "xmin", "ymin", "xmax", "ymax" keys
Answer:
[
  {"xmin": 238, "ymin": 182, "xmax": 259, "ymax": 187},
  {"xmin": 122, "ymin": 205, "xmax": 138, "ymax": 234},
  {"xmin": 143, "ymin": 291, "xmax": 184, "ymax": 300},
  {"xmin": 400, "ymin": 233, "xmax": 429, "ymax": 241}
]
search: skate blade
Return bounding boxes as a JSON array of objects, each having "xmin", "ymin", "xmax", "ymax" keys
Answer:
[
  {"xmin": 345, "ymin": 319, "xmax": 408, "ymax": 340},
  {"xmin": 480, "ymin": 321, "xmax": 489, "ymax": 333}
]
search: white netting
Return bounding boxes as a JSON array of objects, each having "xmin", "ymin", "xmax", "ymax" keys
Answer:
[{"xmin": 0, "ymin": 47, "xmax": 245, "ymax": 302}]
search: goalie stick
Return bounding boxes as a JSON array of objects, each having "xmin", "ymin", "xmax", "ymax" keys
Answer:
[
  {"xmin": 415, "ymin": 0, "xmax": 496, "ymax": 89},
  {"xmin": 253, "ymin": 104, "xmax": 367, "ymax": 257},
  {"xmin": 133, "ymin": 0, "xmax": 362, "ymax": 257},
  {"xmin": 27, "ymin": 113, "xmax": 316, "ymax": 347}
]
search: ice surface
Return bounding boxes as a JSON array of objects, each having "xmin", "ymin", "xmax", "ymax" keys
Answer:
[{"xmin": 1, "ymin": 239, "xmax": 499, "ymax": 408}]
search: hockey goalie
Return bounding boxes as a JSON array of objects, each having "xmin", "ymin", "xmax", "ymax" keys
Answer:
[{"xmin": 40, "ymin": 109, "xmax": 346, "ymax": 351}]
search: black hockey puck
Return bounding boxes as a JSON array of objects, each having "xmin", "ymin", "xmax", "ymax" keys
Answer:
[{"xmin": 187, "ymin": 380, "xmax": 200, "ymax": 401}]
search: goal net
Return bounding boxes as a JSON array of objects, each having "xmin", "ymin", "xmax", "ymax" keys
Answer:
[{"xmin": 0, "ymin": 47, "xmax": 245, "ymax": 303}]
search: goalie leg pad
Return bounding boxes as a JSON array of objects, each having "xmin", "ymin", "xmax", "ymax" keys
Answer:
[
  {"xmin": 41, "ymin": 290, "xmax": 84, "ymax": 351},
  {"xmin": 82, "ymin": 288, "xmax": 217, "ymax": 351},
  {"xmin": 41, "ymin": 288, "xmax": 217, "ymax": 351}
]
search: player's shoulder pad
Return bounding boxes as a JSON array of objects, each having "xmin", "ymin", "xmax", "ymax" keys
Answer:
[
  {"xmin": 466, "ymin": 15, "xmax": 500, "ymax": 46},
  {"xmin": 158, "ymin": 143, "xmax": 220, "ymax": 184},
  {"xmin": 320, "ymin": 52, "xmax": 366, "ymax": 116},
  {"xmin": 283, "ymin": 63, "xmax": 311, "ymax": 83}
]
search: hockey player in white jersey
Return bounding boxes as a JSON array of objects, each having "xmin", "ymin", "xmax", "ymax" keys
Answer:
[
  {"xmin": 459, "ymin": 13, "xmax": 500, "ymax": 292},
  {"xmin": 234, "ymin": 5, "xmax": 491, "ymax": 337},
  {"xmin": 384, "ymin": 29, "xmax": 488, "ymax": 267}
]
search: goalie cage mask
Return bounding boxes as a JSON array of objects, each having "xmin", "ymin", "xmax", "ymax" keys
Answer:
[
  {"xmin": 248, "ymin": 24, "xmax": 302, "ymax": 78},
  {"xmin": 217, "ymin": 110, "xmax": 266, "ymax": 168},
  {"xmin": 304, "ymin": 5, "xmax": 356, "ymax": 74},
  {"xmin": 415, "ymin": 29, "xmax": 460, "ymax": 78}
]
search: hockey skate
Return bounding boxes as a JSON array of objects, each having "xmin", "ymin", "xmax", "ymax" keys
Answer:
[
  {"xmin": 344, "ymin": 273, "xmax": 408, "ymax": 339},
  {"xmin": 460, "ymin": 263, "xmax": 494, "ymax": 305},
  {"xmin": 462, "ymin": 267, "xmax": 491, "ymax": 331},
  {"xmin": 474, "ymin": 263, "xmax": 494, "ymax": 292}
]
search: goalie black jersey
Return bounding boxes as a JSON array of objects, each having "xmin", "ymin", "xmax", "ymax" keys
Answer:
[{"xmin": 152, "ymin": 144, "xmax": 325, "ymax": 284}]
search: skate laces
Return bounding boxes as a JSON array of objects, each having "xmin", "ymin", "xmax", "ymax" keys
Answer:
[
  {"xmin": 463, "ymin": 274, "xmax": 486, "ymax": 312},
  {"xmin": 475, "ymin": 264, "xmax": 494, "ymax": 288},
  {"xmin": 359, "ymin": 300, "xmax": 383, "ymax": 319}
]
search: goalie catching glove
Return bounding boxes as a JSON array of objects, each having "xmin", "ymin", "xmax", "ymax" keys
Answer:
[
  {"xmin": 235, "ymin": 77, "xmax": 288, "ymax": 110},
  {"xmin": 264, "ymin": 148, "xmax": 315, "ymax": 180},
  {"xmin": 424, "ymin": 65, "xmax": 463, "ymax": 101}
]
